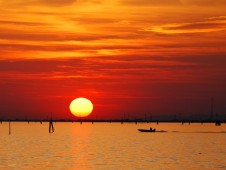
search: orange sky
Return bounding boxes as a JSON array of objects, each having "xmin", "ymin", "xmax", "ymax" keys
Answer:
[{"xmin": 0, "ymin": 0, "xmax": 226, "ymax": 120}]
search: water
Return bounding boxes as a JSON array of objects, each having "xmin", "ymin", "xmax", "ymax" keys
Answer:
[{"xmin": 0, "ymin": 122, "xmax": 226, "ymax": 169}]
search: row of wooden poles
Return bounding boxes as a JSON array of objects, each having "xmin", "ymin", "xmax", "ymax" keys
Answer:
[
  {"xmin": 5, "ymin": 119, "xmax": 222, "ymax": 135},
  {"xmin": 7, "ymin": 120, "xmax": 54, "ymax": 135}
]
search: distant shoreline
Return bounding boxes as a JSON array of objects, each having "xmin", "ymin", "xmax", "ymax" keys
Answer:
[{"xmin": 1, "ymin": 120, "xmax": 225, "ymax": 124}]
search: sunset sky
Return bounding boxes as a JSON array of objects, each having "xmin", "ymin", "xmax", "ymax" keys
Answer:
[{"xmin": 0, "ymin": 0, "xmax": 226, "ymax": 120}]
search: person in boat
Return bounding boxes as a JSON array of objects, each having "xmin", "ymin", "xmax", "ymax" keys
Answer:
[{"xmin": 150, "ymin": 127, "xmax": 152, "ymax": 131}]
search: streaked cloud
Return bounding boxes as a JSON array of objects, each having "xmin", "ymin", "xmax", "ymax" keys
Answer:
[
  {"xmin": 120, "ymin": 0, "xmax": 181, "ymax": 6},
  {"xmin": 38, "ymin": 0, "xmax": 77, "ymax": 6},
  {"xmin": 145, "ymin": 17, "xmax": 226, "ymax": 34},
  {"xmin": 182, "ymin": 0, "xmax": 226, "ymax": 6},
  {"xmin": 0, "ymin": 0, "xmax": 102, "ymax": 7}
]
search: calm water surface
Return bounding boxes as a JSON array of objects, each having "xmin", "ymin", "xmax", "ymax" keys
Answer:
[{"xmin": 0, "ymin": 122, "xmax": 226, "ymax": 169}]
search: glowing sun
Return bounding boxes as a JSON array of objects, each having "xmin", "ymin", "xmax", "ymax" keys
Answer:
[{"xmin": 69, "ymin": 98, "xmax": 93, "ymax": 117}]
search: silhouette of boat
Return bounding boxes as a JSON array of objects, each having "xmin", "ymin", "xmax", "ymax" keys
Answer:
[{"xmin": 138, "ymin": 128, "xmax": 156, "ymax": 132}]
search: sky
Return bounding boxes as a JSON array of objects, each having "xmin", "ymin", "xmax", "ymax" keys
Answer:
[{"xmin": 0, "ymin": 0, "xmax": 226, "ymax": 120}]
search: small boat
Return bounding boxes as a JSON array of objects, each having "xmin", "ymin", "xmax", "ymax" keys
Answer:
[{"xmin": 138, "ymin": 128, "xmax": 156, "ymax": 132}]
